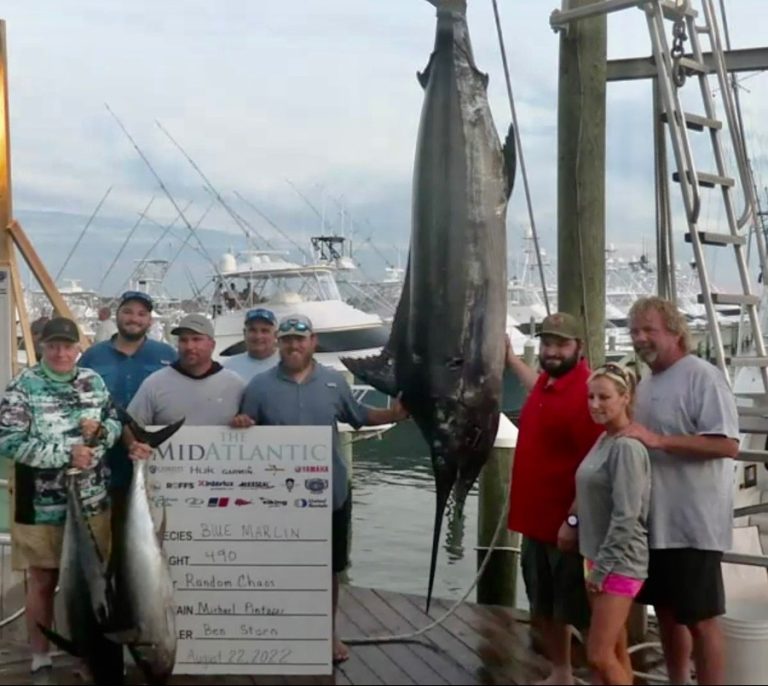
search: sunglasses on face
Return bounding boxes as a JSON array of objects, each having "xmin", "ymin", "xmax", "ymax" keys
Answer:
[{"xmin": 279, "ymin": 319, "xmax": 311, "ymax": 333}]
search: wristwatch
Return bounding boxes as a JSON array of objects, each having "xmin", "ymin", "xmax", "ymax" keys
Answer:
[{"xmin": 566, "ymin": 514, "xmax": 579, "ymax": 528}]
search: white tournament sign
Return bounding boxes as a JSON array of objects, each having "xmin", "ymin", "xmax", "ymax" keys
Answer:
[{"xmin": 149, "ymin": 425, "xmax": 333, "ymax": 675}]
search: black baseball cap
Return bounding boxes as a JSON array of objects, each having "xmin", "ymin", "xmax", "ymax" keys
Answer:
[
  {"xmin": 41, "ymin": 317, "xmax": 80, "ymax": 343},
  {"xmin": 119, "ymin": 290, "xmax": 154, "ymax": 311}
]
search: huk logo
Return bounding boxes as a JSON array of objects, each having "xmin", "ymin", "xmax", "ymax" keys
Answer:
[
  {"xmin": 186, "ymin": 497, "xmax": 205, "ymax": 507},
  {"xmin": 207, "ymin": 497, "xmax": 229, "ymax": 507}
]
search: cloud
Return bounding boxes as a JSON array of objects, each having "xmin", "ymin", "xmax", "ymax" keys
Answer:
[{"xmin": 2, "ymin": 0, "xmax": 766, "ymax": 298}]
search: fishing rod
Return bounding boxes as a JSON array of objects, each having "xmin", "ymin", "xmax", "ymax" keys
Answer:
[
  {"xmin": 233, "ymin": 190, "xmax": 312, "ymax": 262},
  {"xmin": 285, "ymin": 178, "xmax": 325, "ymax": 229},
  {"xmin": 200, "ymin": 186, "xmax": 278, "ymax": 253},
  {"xmin": 164, "ymin": 197, "xmax": 217, "ymax": 275},
  {"xmin": 98, "ymin": 194, "xmax": 156, "ymax": 293},
  {"xmin": 104, "ymin": 104, "xmax": 221, "ymax": 274},
  {"xmin": 137, "ymin": 203, "xmax": 218, "ymax": 269},
  {"xmin": 54, "ymin": 185, "xmax": 113, "ymax": 282},
  {"xmin": 154, "ymin": 119, "xmax": 277, "ymax": 251},
  {"xmin": 107, "ymin": 200, "xmax": 195, "ymax": 305}
]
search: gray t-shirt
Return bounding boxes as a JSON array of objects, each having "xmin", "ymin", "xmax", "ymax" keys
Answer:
[
  {"xmin": 239, "ymin": 363, "xmax": 371, "ymax": 511},
  {"xmin": 634, "ymin": 354, "xmax": 739, "ymax": 551},
  {"xmin": 127, "ymin": 365, "xmax": 245, "ymax": 426},
  {"xmin": 576, "ymin": 434, "xmax": 650, "ymax": 586},
  {"xmin": 221, "ymin": 351, "xmax": 279, "ymax": 382}
]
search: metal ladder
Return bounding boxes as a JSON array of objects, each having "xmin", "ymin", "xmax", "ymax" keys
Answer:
[
  {"xmin": 551, "ymin": 0, "xmax": 768, "ymax": 570},
  {"xmin": 551, "ymin": 0, "xmax": 768, "ymax": 394}
]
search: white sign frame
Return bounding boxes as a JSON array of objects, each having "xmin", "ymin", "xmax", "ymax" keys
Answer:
[{"xmin": 149, "ymin": 425, "xmax": 333, "ymax": 675}]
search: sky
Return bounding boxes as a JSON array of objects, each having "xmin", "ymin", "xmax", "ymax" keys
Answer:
[{"xmin": 2, "ymin": 0, "xmax": 768, "ymax": 296}]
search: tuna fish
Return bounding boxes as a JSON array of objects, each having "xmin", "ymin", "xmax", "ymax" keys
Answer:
[
  {"xmin": 39, "ymin": 472, "xmax": 125, "ymax": 685},
  {"xmin": 342, "ymin": 0, "xmax": 515, "ymax": 610},
  {"xmin": 114, "ymin": 417, "xmax": 185, "ymax": 685}
]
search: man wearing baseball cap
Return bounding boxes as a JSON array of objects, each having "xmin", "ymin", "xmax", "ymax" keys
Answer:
[
  {"xmin": 232, "ymin": 313, "xmax": 409, "ymax": 665},
  {"xmin": 505, "ymin": 312, "xmax": 602, "ymax": 684},
  {"xmin": 0, "ymin": 316, "xmax": 121, "ymax": 676},
  {"xmin": 126, "ymin": 314, "xmax": 244, "ymax": 438},
  {"xmin": 221, "ymin": 307, "xmax": 279, "ymax": 382},
  {"xmin": 79, "ymin": 291, "xmax": 176, "ymax": 492}
]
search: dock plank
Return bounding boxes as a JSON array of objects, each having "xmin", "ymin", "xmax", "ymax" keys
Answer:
[
  {"xmin": 337, "ymin": 593, "xmax": 415, "ymax": 685},
  {"xmin": 342, "ymin": 586, "xmax": 446, "ymax": 686},
  {"xmin": 373, "ymin": 589, "xmax": 490, "ymax": 684},
  {"xmin": 0, "ymin": 584, "xmax": 664, "ymax": 685}
]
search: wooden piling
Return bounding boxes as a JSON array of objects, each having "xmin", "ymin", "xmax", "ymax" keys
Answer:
[
  {"xmin": 476, "ymin": 415, "xmax": 518, "ymax": 606},
  {"xmin": 556, "ymin": 0, "xmax": 607, "ymax": 367}
]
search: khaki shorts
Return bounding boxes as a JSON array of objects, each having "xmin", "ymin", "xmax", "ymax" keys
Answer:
[
  {"xmin": 8, "ymin": 472, "xmax": 111, "ymax": 571},
  {"xmin": 11, "ymin": 511, "xmax": 111, "ymax": 571}
]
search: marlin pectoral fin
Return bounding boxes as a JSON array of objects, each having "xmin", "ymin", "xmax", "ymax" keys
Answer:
[
  {"xmin": 417, "ymin": 51, "xmax": 437, "ymax": 89},
  {"xmin": 503, "ymin": 123, "xmax": 517, "ymax": 199},
  {"xmin": 341, "ymin": 352, "xmax": 398, "ymax": 398},
  {"xmin": 128, "ymin": 417, "xmax": 186, "ymax": 448},
  {"xmin": 38, "ymin": 625, "xmax": 81, "ymax": 657}
]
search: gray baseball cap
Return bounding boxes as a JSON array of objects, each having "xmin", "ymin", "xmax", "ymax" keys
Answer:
[{"xmin": 171, "ymin": 313, "xmax": 215, "ymax": 338}]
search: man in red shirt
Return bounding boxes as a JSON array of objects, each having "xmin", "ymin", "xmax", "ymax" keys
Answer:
[{"xmin": 506, "ymin": 312, "xmax": 602, "ymax": 685}]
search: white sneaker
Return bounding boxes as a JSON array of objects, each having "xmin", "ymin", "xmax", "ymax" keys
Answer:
[{"xmin": 30, "ymin": 653, "xmax": 52, "ymax": 673}]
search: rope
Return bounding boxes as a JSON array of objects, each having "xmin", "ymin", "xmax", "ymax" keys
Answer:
[
  {"xmin": 490, "ymin": 0, "xmax": 550, "ymax": 315},
  {"xmin": 341, "ymin": 463, "xmax": 513, "ymax": 645}
]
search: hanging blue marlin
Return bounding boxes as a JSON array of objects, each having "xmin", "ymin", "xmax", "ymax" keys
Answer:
[{"xmin": 343, "ymin": 0, "xmax": 515, "ymax": 610}]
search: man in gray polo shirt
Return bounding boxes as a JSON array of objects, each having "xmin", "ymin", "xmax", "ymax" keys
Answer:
[
  {"xmin": 126, "ymin": 313, "xmax": 245, "ymax": 432},
  {"xmin": 233, "ymin": 313, "xmax": 408, "ymax": 665},
  {"xmin": 620, "ymin": 297, "xmax": 739, "ymax": 686}
]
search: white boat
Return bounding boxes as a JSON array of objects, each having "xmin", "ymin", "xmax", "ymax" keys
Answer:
[{"xmin": 209, "ymin": 250, "xmax": 390, "ymax": 373}]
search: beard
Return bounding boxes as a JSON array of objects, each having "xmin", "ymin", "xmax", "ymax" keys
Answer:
[
  {"xmin": 280, "ymin": 349, "xmax": 313, "ymax": 373},
  {"xmin": 634, "ymin": 345, "xmax": 658, "ymax": 365},
  {"xmin": 117, "ymin": 323, "xmax": 149, "ymax": 341},
  {"xmin": 539, "ymin": 350, "xmax": 580, "ymax": 378}
]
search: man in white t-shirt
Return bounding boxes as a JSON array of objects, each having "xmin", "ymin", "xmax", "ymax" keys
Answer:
[
  {"xmin": 221, "ymin": 308, "xmax": 279, "ymax": 382},
  {"xmin": 620, "ymin": 296, "xmax": 739, "ymax": 686}
]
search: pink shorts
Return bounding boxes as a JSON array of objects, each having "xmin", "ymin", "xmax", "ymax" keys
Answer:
[{"xmin": 585, "ymin": 559, "xmax": 644, "ymax": 598}]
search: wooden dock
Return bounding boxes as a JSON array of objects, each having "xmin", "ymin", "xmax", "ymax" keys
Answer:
[{"xmin": 0, "ymin": 584, "xmax": 551, "ymax": 685}]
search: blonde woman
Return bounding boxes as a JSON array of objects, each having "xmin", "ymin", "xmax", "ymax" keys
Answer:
[{"xmin": 575, "ymin": 363, "xmax": 650, "ymax": 685}]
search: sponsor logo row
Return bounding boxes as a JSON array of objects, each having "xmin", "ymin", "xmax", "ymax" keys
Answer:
[
  {"xmin": 150, "ymin": 495, "xmax": 329, "ymax": 509},
  {"xmin": 152, "ymin": 478, "xmax": 329, "ymax": 494}
]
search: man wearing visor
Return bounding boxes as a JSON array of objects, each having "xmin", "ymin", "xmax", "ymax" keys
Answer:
[
  {"xmin": 221, "ymin": 307, "xmax": 279, "ymax": 382},
  {"xmin": 233, "ymin": 313, "xmax": 409, "ymax": 665}
]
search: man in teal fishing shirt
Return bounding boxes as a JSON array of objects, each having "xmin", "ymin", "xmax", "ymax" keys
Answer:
[{"xmin": 0, "ymin": 317, "xmax": 121, "ymax": 677}]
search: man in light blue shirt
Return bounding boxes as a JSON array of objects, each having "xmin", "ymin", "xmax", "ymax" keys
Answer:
[
  {"xmin": 221, "ymin": 307, "xmax": 279, "ymax": 382},
  {"xmin": 79, "ymin": 291, "xmax": 176, "ymax": 492}
]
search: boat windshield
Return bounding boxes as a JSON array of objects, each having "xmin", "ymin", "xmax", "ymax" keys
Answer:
[{"xmin": 214, "ymin": 269, "xmax": 342, "ymax": 310}]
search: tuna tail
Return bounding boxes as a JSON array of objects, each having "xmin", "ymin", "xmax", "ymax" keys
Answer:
[
  {"xmin": 426, "ymin": 460, "xmax": 457, "ymax": 612},
  {"xmin": 128, "ymin": 416, "xmax": 186, "ymax": 448},
  {"xmin": 38, "ymin": 625, "xmax": 81, "ymax": 657}
]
